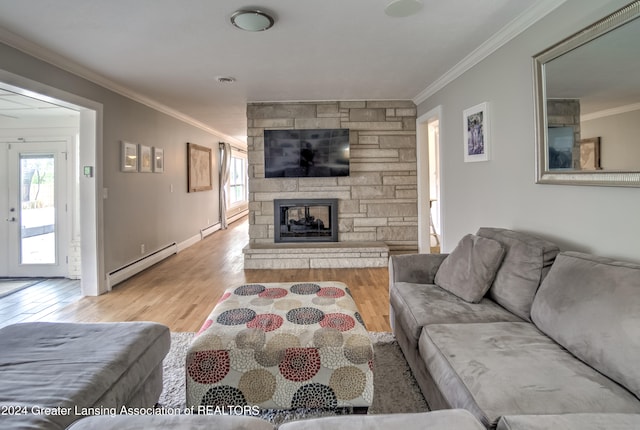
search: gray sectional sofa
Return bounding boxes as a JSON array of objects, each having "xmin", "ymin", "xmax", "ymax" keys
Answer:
[{"xmin": 389, "ymin": 227, "xmax": 640, "ymax": 429}]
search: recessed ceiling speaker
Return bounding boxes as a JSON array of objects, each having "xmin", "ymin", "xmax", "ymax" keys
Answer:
[{"xmin": 385, "ymin": 0, "xmax": 423, "ymax": 17}]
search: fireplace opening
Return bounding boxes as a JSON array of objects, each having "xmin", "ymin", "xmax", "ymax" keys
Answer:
[{"xmin": 274, "ymin": 198, "xmax": 338, "ymax": 243}]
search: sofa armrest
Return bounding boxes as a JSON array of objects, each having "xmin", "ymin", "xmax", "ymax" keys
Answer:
[{"xmin": 389, "ymin": 253, "xmax": 449, "ymax": 286}]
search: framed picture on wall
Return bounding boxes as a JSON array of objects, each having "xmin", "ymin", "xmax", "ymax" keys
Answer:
[
  {"xmin": 153, "ymin": 147, "xmax": 164, "ymax": 173},
  {"xmin": 187, "ymin": 142, "xmax": 213, "ymax": 192},
  {"xmin": 463, "ymin": 102, "xmax": 490, "ymax": 162},
  {"xmin": 579, "ymin": 137, "xmax": 601, "ymax": 171},
  {"xmin": 121, "ymin": 141, "xmax": 138, "ymax": 172},
  {"xmin": 139, "ymin": 144, "xmax": 153, "ymax": 173}
]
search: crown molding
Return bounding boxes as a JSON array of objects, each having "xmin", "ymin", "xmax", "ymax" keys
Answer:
[
  {"xmin": 1, "ymin": 0, "xmax": 567, "ymax": 139},
  {"xmin": 413, "ymin": 0, "xmax": 568, "ymax": 105},
  {"xmin": 582, "ymin": 102, "xmax": 640, "ymax": 122},
  {"xmin": 0, "ymin": 28, "xmax": 244, "ymax": 145}
]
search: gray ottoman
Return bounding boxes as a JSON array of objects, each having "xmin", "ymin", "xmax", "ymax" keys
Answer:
[
  {"xmin": 278, "ymin": 409, "xmax": 485, "ymax": 430},
  {"xmin": 0, "ymin": 322, "xmax": 170, "ymax": 430},
  {"xmin": 67, "ymin": 414, "xmax": 274, "ymax": 430}
]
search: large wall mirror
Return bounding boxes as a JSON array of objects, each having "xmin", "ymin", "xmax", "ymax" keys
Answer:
[{"xmin": 534, "ymin": 1, "xmax": 640, "ymax": 187}]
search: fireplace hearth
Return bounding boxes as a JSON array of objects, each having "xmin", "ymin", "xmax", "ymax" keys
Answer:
[{"xmin": 274, "ymin": 198, "xmax": 338, "ymax": 243}]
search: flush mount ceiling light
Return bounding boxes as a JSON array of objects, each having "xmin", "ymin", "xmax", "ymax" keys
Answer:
[
  {"xmin": 384, "ymin": 0, "xmax": 423, "ymax": 17},
  {"xmin": 230, "ymin": 9, "xmax": 275, "ymax": 31}
]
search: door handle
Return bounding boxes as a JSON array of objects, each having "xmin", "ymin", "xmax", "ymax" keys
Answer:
[{"xmin": 6, "ymin": 217, "xmax": 16, "ymax": 222}]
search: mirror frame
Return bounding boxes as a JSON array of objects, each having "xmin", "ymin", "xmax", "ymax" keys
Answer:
[{"xmin": 533, "ymin": 0, "xmax": 640, "ymax": 187}]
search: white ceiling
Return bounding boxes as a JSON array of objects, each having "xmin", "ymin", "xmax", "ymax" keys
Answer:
[
  {"xmin": 0, "ymin": 0, "xmax": 559, "ymax": 142},
  {"xmin": 0, "ymin": 89, "xmax": 76, "ymax": 119}
]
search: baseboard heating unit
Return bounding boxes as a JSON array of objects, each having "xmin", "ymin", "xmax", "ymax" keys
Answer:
[
  {"xmin": 106, "ymin": 242, "xmax": 177, "ymax": 290},
  {"xmin": 201, "ymin": 223, "xmax": 220, "ymax": 239}
]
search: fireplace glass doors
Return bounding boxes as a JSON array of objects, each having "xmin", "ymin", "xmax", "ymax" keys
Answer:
[{"xmin": 274, "ymin": 199, "xmax": 338, "ymax": 243}]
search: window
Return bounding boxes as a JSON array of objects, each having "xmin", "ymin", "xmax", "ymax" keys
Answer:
[{"xmin": 228, "ymin": 151, "xmax": 247, "ymax": 206}]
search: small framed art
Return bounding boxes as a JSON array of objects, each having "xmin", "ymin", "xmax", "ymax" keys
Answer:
[
  {"xmin": 153, "ymin": 147, "xmax": 164, "ymax": 173},
  {"xmin": 121, "ymin": 141, "xmax": 138, "ymax": 172},
  {"xmin": 139, "ymin": 145, "xmax": 153, "ymax": 173},
  {"xmin": 463, "ymin": 102, "xmax": 490, "ymax": 162}
]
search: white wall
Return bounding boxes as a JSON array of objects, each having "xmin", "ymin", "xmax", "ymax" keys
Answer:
[
  {"xmin": 416, "ymin": 0, "xmax": 640, "ymax": 263},
  {"xmin": 581, "ymin": 109, "xmax": 640, "ymax": 170}
]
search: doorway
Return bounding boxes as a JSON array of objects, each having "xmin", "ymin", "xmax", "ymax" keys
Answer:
[
  {"xmin": 0, "ymin": 71, "xmax": 104, "ymax": 295},
  {"xmin": 417, "ymin": 106, "xmax": 442, "ymax": 253},
  {"xmin": 4, "ymin": 141, "xmax": 69, "ymax": 277},
  {"xmin": 427, "ymin": 118, "xmax": 441, "ymax": 253}
]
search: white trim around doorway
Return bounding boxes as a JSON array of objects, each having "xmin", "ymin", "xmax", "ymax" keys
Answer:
[
  {"xmin": 0, "ymin": 69, "xmax": 105, "ymax": 296},
  {"xmin": 417, "ymin": 106, "xmax": 443, "ymax": 254}
]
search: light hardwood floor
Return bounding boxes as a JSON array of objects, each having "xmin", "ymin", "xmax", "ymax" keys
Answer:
[
  {"xmin": 0, "ymin": 278, "xmax": 82, "ymax": 329},
  {"xmin": 1, "ymin": 217, "xmax": 392, "ymax": 332}
]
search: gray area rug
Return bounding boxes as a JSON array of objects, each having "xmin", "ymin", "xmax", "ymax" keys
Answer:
[{"xmin": 160, "ymin": 332, "xmax": 428, "ymax": 425}]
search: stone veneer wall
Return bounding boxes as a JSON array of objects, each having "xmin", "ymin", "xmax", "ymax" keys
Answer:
[{"xmin": 247, "ymin": 101, "xmax": 418, "ymax": 253}]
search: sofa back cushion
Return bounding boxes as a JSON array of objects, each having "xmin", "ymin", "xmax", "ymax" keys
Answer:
[
  {"xmin": 476, "ymin": 227, "xmax": 559, "ymax": 321},
  {"xmin": 434, "ymin": 234, "xmax": 505, "ymax": 303},
  {"xmin": 531, "ymin": 251, "xmax": 640, "ymax": 399}
]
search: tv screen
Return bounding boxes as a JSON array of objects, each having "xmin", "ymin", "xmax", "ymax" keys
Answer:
[{"xmin": 264, "ymin": 128, "xmax": 350, "ymax": 178}]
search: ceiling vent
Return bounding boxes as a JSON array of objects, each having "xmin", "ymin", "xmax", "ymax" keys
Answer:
[{"xmin": 216, "ymin": 76, "xmax": 236, "ymax": 84}]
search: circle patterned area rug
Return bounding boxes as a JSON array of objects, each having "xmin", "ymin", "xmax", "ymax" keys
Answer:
[{"xmin": 160, "ymin": 332, "xmax": 428, "ymax": 426}]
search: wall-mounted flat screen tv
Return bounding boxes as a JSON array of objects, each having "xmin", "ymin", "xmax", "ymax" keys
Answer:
[{"xmin": 264, "ymin": 128, "xmax": 350, "ymax": 178}]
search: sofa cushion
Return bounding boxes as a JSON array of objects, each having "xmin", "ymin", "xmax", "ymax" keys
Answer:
[
  {"xmin": 476, "ymin": 227, "xmax": 559, "ymax": 321},
  {"xmin": 531, "ymin": 251, "xmax": 640, "ymax": 399},
  {"xmin": 419, "ymin": 322, "xmax": 640, "ymax": 428},
  {"xmin": 497, "ymin": 413, "xmax": 640, "ymax": 430},
  {"xmin": 435, "ymin": 234, "xmax": 505, "ymax": 303},
  {"xmin": 68, "ymin": 415, "xmax": 275, "ymax": 430},
  {"xmin": 390, "ymin": 282, "xmax": 523, "ymax": 346},
  {"xmin": 279, "ymin": 410, "xmax": 485, "ymax": 430}
]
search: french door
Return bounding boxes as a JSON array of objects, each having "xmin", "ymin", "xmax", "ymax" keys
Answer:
[{"xmin": 3, "ymin": 141, "xmax": 68, "ymax": 277}]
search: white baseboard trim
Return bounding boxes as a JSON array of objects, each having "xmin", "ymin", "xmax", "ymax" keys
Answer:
[
  {"xmin": 201, "ymin": 223, "xmax": 221, "ymax": 239},
  {"xmin": 106, "ymin": 242, "xmax": 177, "ymax": 290},
  {"xmin": 177, "ymin": 233, "xmax": 202, "ymax": 253},
  {"xmin": 227, "ymin": 209, "xmax": 248, "ymax": 225},
  {"xmin": 200, "ymin": 211, "xmax": 247, "ymax": 240}
]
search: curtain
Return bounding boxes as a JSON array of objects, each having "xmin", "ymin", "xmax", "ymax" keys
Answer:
[{"xmin": 219, "ymin": 142, "xmax": 232, "ymax": 229}]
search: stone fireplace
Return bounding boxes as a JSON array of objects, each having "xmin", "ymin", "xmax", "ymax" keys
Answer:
[
  {"xmin": 274, "ymin": 198, "xmax": 338, "ymax": 243},
  {"xmin": 243, "ymin": 100, "xmax": 417, "ymax": 269}
]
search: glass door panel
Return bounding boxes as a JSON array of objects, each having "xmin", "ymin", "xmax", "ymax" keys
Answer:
[
  {"xmin": 6, "ymin": 141, "xmax": 67, "ymax": 278},
  {"xmin": 20, "ymin": 154, "xmax": 56, "ymax": 265}
]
